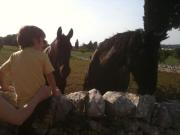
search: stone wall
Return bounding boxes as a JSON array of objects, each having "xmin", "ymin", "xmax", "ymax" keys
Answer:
[
  {"xmin": 158, "ymin": 64, "xmax": 180, "ymax": 74},
  {"xmin": 1, "ymin": 89, "xmax": 180, "ymax": 135}
]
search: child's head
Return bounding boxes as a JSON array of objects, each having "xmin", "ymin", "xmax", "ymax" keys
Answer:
[{"xmin": 17, "ymin": 25, "xmax": 46, "ymax": 49}]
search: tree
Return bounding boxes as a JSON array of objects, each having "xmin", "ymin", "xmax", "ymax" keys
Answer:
[
  {"xmin": 0, "ymin": 37, "xmax": 3, "ymax": 49},
  {"xmin": 86, "ymin": 41, "xmax": 98, "ymax": 51},
  {"xmin": 0, "ymin": 37, "xmax": 3, "ymax": 50},
  {"xmin": 144, "ymin": 0, "xmax": 180, "ymax": 39},
  {"xmin": 75, "ymin": 39, "xmax": 79, "ymax": 49},
  {"xmin": 144, "ymin": 0, "xmax": 180, "ymax": 92},
  {"xmin": 174, "ymin": 48, "xmax": 180, "ymax": 59},
  {"xmin": 3, "ymin": 34, "xmax": 18, "ymax": 46},
  {"xmin": 79, "ymin": 41, "xmax": 98, "ymax": 51}
]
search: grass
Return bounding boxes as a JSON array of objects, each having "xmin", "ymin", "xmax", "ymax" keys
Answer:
[
  {"xmin": 71, "ymin": 50, "xmax": 92, "ymax": 59},
  {"xmin": 157, "ymin": 71, "xmax": 180, "ymax": 100},
  {"xmin": 65, "ymin": 57, "xmax": 89, "ymax": 94},
  {"xmin": 1, "ymin": 45, "xmax": 180, "ymax": 100},
  {"xmin": 0, "ymin": 45, "xmax": 19, "ymax": 65},
  {"xmin": 164, "ymin": 56, "xmax": 180, "ymax": 66}
]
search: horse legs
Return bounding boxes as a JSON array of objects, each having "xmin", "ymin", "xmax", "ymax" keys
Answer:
[{"xmin": 117, "ymin": 66, "xmax": 130, "ymax": 92}]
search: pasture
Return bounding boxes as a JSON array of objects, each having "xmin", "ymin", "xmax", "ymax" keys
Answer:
[{"xmin": 0, "ymin": 45, "xmax": 180, "ymax": 100}]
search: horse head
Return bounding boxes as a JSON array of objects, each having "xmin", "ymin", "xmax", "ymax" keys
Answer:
[
  {"xmin": 54, "ymin": 27, "xmax": 73, "ymax": 76},
  {"xmin": 47, "ymin": 27, "xmax": 73, "ymax": 93}
]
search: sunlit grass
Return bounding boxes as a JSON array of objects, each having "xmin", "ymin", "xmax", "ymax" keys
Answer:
[
  {"xmin": 0, "ymin": 45, "xmax": 19, "ymax": 65},
  {"xmin": 157, "ymin": 71, "xmax": 180, "ymax": 99},
  {"xmin": 66, "ymin": 57, "xmax": 89, "ymax": 94},
  {"xmin": 71, "ymin": 50, "xmax": 92, "ymax": 59},
  {"xmin": 164, "ymin": 56, "xmax": 180, "ymax": 66}
]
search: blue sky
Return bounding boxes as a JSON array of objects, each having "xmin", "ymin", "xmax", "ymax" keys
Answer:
[{"xmin": 0, "ymin": 0, "xmax": 179, "ymax": 45}]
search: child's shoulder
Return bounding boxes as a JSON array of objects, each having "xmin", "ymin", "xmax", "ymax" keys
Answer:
[
  {"xmin": 41, "ymin": 52, "xmax": 49, "ymax": 60},
  {"xmin": 35, "ymin": 51, "xmax": 49, "ymax": 60},
  {"xmin": 12, "ymin": 49, "xmax": 22, "ymax": 56}
]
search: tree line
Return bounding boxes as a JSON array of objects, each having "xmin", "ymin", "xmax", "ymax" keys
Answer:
[
  {"xmin": 73, "ymin": 39, "xmax": 98, "ymax": 52},
  {"xmin": 0, "ymin": 34, "xmax": 98, "ymax": 52},
  {"xmin": 0, "ymin": 34, "xmax": 18, "ymax": 46}
]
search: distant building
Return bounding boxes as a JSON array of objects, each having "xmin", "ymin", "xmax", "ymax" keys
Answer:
[{"xmin": 161, "ymin": 44, "xmax": 180, "ymax": 50}]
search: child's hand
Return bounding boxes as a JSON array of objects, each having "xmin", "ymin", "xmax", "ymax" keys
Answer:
[
  {"xmin": 36, "ymin": 86, "xmax": 51, "ymax": 102},
  {"xmin": 52, "ymin": 88, "xmax": 62, "ymax": 96},
  {"xmin": 0, "ymin": 85, "xmax": 9, "ymax": 91}
]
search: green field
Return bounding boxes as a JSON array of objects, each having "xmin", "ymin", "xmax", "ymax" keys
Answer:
[
  {"xmin": 1, "ymin": 45, "xmax": 180, "ymax": 100},
  {"xmin": 71, "ymin": 50, "xmax": 92, "ymax": 59},
  {"xmin": 164, "ymin": 56, "xmax": 180, "ymax": 66},
  {"xmin": 0, "ymin": 45, "xmax": 19, "ymax": 65}
]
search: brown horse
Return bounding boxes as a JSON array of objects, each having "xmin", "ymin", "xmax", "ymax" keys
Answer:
[
  {"xmin": 45, "ymin": 27, "xmax": 73, "ymax": 93},
  {"xmin": 84, "ymin": 29, "xmax": 158, "ymax": 95}
]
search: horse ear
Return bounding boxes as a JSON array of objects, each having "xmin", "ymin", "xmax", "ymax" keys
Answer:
[
  {"xmin": 67, "ymin": 28, "xmax": 73, "ymax": 39},
  {"xmin": 57, "ymin": 27, "xmax": 62, "ymax": 37}
]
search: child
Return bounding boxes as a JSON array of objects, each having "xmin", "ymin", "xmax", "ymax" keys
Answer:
[{"xmin": 0, "ymin": 25, "xmax": 61, "ymax": 108}]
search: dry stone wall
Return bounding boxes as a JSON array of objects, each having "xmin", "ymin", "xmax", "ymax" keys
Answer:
[
  {"xmin": 1, "ymin": 89, "xmax": 180, "ymax": 135},
  {"xmin": 158, "ymin": 64, "xmax": 180, "ymax": 74}
]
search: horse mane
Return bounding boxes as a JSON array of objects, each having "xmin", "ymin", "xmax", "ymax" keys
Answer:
[{"xmin": 98, "ymin": 29, "xmax": 144, "ymax": 52}]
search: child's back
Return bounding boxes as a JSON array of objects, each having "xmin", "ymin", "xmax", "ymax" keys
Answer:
[{"xmin": 9, "ymin": 47, "xmax": 53, "ymax": 107}]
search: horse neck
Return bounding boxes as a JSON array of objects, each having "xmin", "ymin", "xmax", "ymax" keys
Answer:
[{"xmin": 49, "ymin": 43, "xmax": 59, "ymax": 67}]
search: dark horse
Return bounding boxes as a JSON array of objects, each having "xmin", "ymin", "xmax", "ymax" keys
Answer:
[
  {"xmin": 45, "ymin": 27, "xmax": 73, "ymax": 93},
  {"xmin": 84, "ymin": 29, "xmax": 158, "ymax": 95}
]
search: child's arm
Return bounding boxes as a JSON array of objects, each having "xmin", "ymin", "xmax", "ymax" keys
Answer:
[
  {"xmin": 0, "ymin": 71, "xmax": 8, "ymax": 91},
  {"xmin": 45, "ymin": 72, "xmax": 61, "ymax": 96},
  {"xmin": 0, "ymin": 55, "xmax": 12, "ymax": 91},
  {"xmin": 0, "ymin": 85, "xmax": 51, "ymax": 125},
  {"xmin": 42, "ymin": 53, "xmax": 61, "ymax": 96}
]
